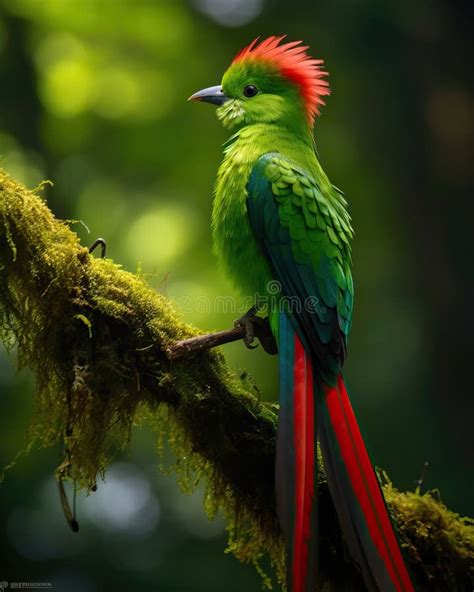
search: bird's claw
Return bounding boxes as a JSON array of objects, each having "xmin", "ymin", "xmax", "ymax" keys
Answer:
[
  {"xmin": 234, "ymin": 306, "xmax": 259, "ymax": 349},
  {"xmin": 239, "ymin": 318, "xmax": 259, "ymax": 349},
  {"xmin": 234, "ymin": 318, "xmax": 257, "ymax": 349},
  {"xmin": 234, "ymin": 307, "xmax": 278, "ymax": 354}
]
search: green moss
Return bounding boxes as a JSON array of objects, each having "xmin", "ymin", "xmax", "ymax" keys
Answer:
[
  {"xmin": 151, "ymin": 403, "xmax": 286, "ymax": 589},
  {"xmin": 0, "ymin": 168, "xmax": 284, "ymax": 584},
  {"xmin": 0, "ymin": 169, "xmax": 472, "ymax": 591},
  {"xmin": 384, "ymin": 481, "xmax": 474, "ymax": 590}
]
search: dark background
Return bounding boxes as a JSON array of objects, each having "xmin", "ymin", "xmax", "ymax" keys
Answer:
[{"xmin": 0, "ymin": 1, "xmax": 472, "ymax": 591}]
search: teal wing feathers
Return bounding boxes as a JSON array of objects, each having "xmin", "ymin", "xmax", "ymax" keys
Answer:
[{"xmin": 247, "ymin": 152, "xmax": 354, "ymax": 381}]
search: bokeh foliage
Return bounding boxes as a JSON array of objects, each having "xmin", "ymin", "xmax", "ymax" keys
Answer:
[{"xmin": 0, "ymin": 0, "xmax": 472, "ymax": 590}]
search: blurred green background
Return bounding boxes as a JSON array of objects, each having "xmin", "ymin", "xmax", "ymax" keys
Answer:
[{"xmin": 0, "ymin": 0, "xmax": 472, "ymax": 590}]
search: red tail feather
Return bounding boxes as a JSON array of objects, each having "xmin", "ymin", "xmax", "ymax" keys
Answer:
[
  {"xmin": 292, "ymin": 336, "xmax": 316, "ymax": 591},
  {"xmin": 323, "ymin": 376, "xmax": 414, "ymax": 592}
]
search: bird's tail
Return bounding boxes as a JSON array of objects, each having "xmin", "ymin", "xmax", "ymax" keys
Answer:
[
  {"xmin": 276, "ymin": 312, "xmax": 414, "ymax": 591},
  {"xmin": 317, "ymin": 374, "xmax": 415, "ymax": 592},
  {"xmin": 275, "ymin": 313, "xmax": 318, "ymax": 592}
]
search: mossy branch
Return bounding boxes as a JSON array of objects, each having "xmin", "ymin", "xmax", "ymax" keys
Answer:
[{"xmin": 0, "ymin": 169, "xmax": 472, "ymax": 591}]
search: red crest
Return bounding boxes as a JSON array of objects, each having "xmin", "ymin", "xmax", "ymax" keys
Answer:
[{"xmin": 233, "ymin": 36, "xmax": 330, "ymax": 125}]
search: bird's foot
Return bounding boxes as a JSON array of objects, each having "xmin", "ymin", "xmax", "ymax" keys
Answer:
[
  {"xmin": 234, "ymin": 307, "xmax": 278, "ymax": 355},
  {"xmin": 235, "ymin": 306, "xmax": 259, "ymax": 349}
]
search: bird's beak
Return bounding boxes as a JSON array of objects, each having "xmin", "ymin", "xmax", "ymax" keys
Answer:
[{"xmin": 188, "ymin": 85, "xmax": 229, "ymax": 106}]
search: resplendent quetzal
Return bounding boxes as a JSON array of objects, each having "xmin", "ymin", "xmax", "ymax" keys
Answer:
[{"xmin": 190, "ymin": 36, "xmax": 415, "ymax": 592}]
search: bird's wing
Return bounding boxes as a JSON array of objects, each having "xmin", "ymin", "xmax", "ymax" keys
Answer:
[{"xmin": 247, "ymin": 152, "xmax": 353, "ymax": 381}]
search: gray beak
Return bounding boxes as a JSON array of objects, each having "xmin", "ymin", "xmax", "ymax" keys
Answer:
[{"xmin": 188, "ymin": 85, "xmax": 229, "ymax": 106}]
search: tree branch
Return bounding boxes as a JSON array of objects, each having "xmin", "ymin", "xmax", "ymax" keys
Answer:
[
  {"xmin": 0, "ymin": 169, "xmax": 472, "ymax": 591},
  {"xmin": 166, "ymin": 325, "xmax": 249, "ymax": 359},
  {"xmin": 166, "ymin": 316, "xmax": 277, "ymax": 360}
]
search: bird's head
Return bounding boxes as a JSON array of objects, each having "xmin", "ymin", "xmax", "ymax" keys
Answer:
[{"xmin": 189, "ymin": 36, "xmax": 329, "ymax": 131}]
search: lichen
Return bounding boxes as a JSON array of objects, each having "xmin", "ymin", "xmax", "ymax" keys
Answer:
[{"xmin": 0, "ymin": 169, "xmax": 472, "ymax": 591}]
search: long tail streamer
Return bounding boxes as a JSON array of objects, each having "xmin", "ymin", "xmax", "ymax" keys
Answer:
[
  {"xmin": 317, "ymin": 375, "xmax": 414, "ymax": 592},
  {"xmin": 276, "ymin": 313, "xmax": 318, "ymax": 592},
  {"xmin": 276, "ymin": 312, "xmax": 414, "ymax": 591}
]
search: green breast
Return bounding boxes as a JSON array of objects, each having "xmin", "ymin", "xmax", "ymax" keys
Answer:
[
  {"xmin": 212, "ymin": 124, "xmax": 317, "ymax": 301},
  {"xmin": 212, "ymin": 149, "xmax": 272, "ymax": 299}
]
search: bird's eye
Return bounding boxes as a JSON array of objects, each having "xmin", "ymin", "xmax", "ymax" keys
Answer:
[{"xmin": 243, "ymin": 84, "xmax": 258, "ymax": 98}]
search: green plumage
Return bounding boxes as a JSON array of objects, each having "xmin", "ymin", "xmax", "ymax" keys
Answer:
[
  {"xmin": 213, "ymin": 117, "xmax": 353, "ymax": 381},
  {"xmin": 208, "ymin": 44, "xmax": 354, "ymax": 379}
]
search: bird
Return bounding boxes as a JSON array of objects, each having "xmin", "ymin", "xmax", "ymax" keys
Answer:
[{"xmin": 189, "ymin": 36, "xmax": 415, "ymax": 592}]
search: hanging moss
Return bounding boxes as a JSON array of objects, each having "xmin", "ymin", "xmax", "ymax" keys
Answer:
[{"xmin": 0, "ymin": 169, "xmax": 472, "ymax": 591}]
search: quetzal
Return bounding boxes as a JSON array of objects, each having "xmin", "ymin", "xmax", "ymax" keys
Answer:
[{"xmin": 190, "ymin": 36, "xmax": 415, "ymax": 592}]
